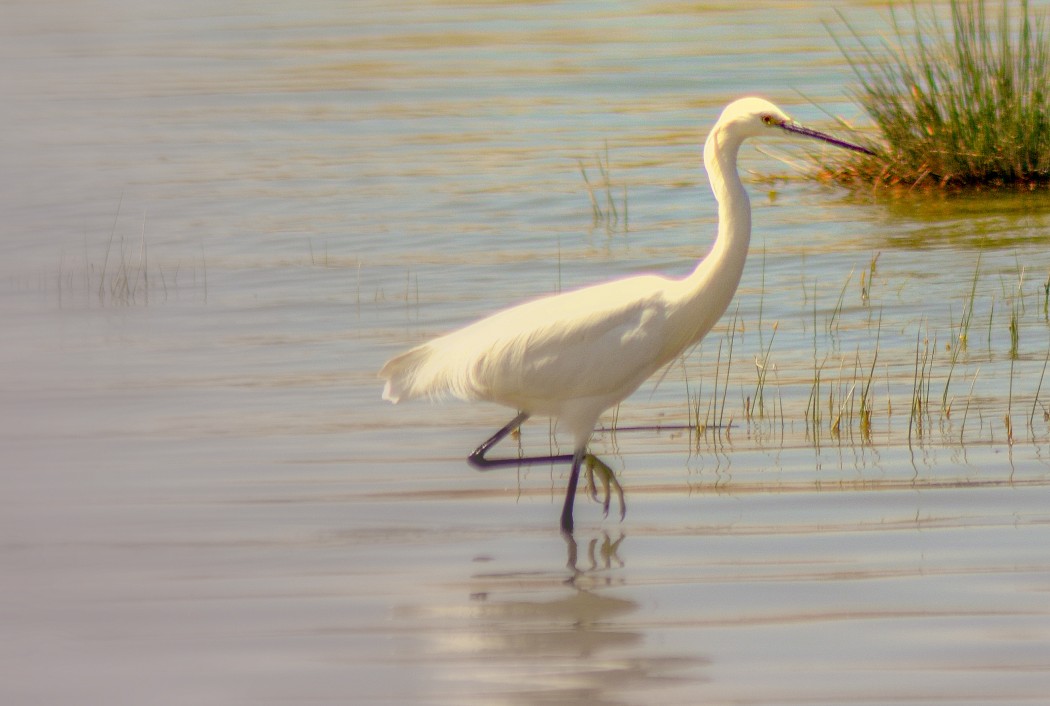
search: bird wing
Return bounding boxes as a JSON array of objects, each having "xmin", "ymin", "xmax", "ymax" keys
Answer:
[{"xmin": 381, "ymin": 274, "xmax": 683, "ymax": 414}]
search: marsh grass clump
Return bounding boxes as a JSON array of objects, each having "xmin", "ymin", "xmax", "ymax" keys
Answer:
[
  {"xmin": 53, "ymin": 198, "xmax": 208, "ymax": 307},
  {"xmin": 825, "ymin": 0, "xmax": 1050, "ymax": 190}
]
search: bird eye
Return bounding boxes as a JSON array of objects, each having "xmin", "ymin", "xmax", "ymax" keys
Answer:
[{"xmin": 761, "ymin": 114, "xmax": 776, "ymax": 126}]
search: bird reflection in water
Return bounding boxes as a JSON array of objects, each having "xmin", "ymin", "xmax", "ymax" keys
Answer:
[{"xmin": 564, "ymin": 531, "xmax": 625, "ymax": 585}]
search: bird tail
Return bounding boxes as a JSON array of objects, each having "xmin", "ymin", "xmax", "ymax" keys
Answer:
[
  {"xmin": 379, "ymin": 345, "xmax": 429, "ymax": 402},
  {"xmin": 379, "ymin": 342, "xmax": 473, "ymax": 403}
]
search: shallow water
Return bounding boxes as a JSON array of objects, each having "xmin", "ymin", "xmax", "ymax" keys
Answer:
[{"xmin": 3, "ymin": 0, "xmax": 1050, "ymax": 703}]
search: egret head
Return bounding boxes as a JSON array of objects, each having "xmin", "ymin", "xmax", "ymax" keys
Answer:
[{"xmin": 715, "ymin": 96, "xmax": 874, "ymax": 155}]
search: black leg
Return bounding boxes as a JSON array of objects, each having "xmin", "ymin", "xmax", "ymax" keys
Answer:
[
  {"xmin": 467, "ymin": 414, "xmax": 619, "ymax": 533},
  {"xmin": 560, "ymin": 449, "xmax": 585, "ymax": 534},
  {"xmin": 467, "ymin": 412, "xmax": 574, "ymax": 470}
]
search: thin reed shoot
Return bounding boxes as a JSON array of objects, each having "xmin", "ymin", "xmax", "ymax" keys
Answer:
[{"xmin": 578, "ymin": 144, "xmax": 628, "ymax": 232}]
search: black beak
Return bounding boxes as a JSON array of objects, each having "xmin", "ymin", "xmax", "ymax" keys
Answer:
[{"xmin": 780, "ymin": 120, "xmax": 876, "ymax": 155}]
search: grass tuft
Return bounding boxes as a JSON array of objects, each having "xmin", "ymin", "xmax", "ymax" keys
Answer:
[{"xmin": 823, "ymin": 0, "xmax": 1050, "ymax": 190}]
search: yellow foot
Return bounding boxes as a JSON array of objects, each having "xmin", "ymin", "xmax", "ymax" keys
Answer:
[{"xmin": 583, "ymin": 454, "xmax": 626, "ymax": 521}]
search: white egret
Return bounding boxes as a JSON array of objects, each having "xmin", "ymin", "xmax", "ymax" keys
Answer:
[{"xmin": 379, "ymin": 97, "xmax": 874, "ymax": 533}]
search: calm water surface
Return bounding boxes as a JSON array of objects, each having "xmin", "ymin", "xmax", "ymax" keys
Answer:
[{"xmin": 3, "ymin": 1, "xmax": 1050, "ymax": 704}]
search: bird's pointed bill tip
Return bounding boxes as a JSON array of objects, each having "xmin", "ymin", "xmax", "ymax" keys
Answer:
[{"xmin": 780, "ymin": 120, "xmax": 876, "ymax": 156}]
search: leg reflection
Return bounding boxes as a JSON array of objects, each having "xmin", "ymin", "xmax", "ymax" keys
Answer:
[{"xmin": 564, "ymin": 530, "xmax": 625, "ymax": 581}]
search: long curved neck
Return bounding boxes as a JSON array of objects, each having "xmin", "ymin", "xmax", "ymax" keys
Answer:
[
  {"xmin": 660, "ymin": 125, "xmax": 752, "ymax": 354},
  {"xmin": 679, "ymin": 125, "xmax": 751, "ymax": 298},
  {"xmin": 700, "ymin": 127, "xmax": 751, "ymax": 279}
]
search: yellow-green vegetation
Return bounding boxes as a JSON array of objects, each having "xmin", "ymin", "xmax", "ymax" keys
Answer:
[
  {"xmin": 673, "ymin": 254, "xmax": 1050, "ymax": 454},
  {"xmin": 824, "ymin": 0, "xmax": 1050, "ymax": 190}
]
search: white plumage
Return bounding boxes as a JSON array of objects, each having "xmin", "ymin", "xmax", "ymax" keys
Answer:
[{"xmin": 379, "ymin": 97, "xmax": 873, "ymax": 532}]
